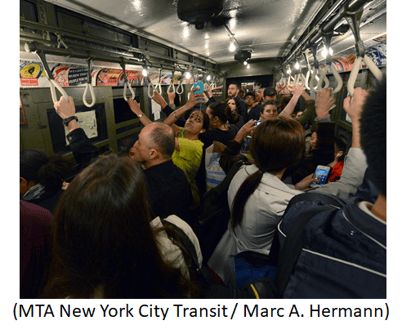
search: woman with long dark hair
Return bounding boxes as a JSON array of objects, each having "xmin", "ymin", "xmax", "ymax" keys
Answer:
[
  {"xmin": 42, "ymin": 154, "xmax": 202, "ymax": 298},
  {"xmin": 208, "ymin": 117, "xmax": 305, "ymax": 287}
]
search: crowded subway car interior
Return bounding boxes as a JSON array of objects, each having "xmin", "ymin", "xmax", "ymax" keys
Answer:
[{"xmin": 19, "ymin": 0, "xmax": 387, "ymax": 299}]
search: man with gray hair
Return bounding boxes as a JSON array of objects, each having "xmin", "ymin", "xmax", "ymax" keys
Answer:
[{"xmin": 132, "ymin": 122, "xmax": 192, "ymax": 222}]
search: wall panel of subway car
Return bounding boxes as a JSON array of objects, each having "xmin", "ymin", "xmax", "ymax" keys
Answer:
[{"xmin": 20, "ymin": 0, "xmax": 386, "ymax": 299}]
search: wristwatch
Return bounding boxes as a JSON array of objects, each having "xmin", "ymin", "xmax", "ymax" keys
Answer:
[
  {"xmin": 63, "ymin": 116, "xmax": 78, "ymax": 126},
  {"xmin": 138, "ymin": 113, "xmax": 143, "ymax": 118}
]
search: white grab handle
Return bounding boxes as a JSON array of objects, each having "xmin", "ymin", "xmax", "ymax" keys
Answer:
[
  {"xmin": 363, "ymin": 54, "xmax": 384, "ymax": 81},
  {"xmin": 294, "ymin": 73, "xmax": 304, "ymax": 87},
  {"xmin": 347, "ymin": 55, "xmax": 383, "ymax": 97},
  {"xmin": 309, "ymin": 68, "xmax": 319, "ymax": 93},
  {"xmin": 156, "ymin": 83, "xmax": 162, "ymax": 94},
  {"xmin": 317, "ymin": 66, "xmax": 330, "ymax": 92},
  {"xmin": 331, "ymin": 63, "xmax": 343, "ymax": 94},
  {"xmin": 304, "ymin": 70, "xmax": 310, "ymax": 90},
  {"xmin": 167, "ymin": 81, "xmax": 175, "ymax": 94},
  {"xmin": 147, "ymin": 81, "xmax": 155, "ymax": 99},
  {"xmin": 347, "ymin": 56, "xmax": 363, "ymax": 97},
  {"xmin": 303, "ymin": 50, "xmax": 311, "ymax": 90},
  {"xmin": 123, "ymin": 81, "xmax": 135, "ymax": 101},
  {"xmin": 83, "ymin": 82, "xmax": 96, "ymax": 107},
  {"xmin": 49, "ymin": 79, "xmax": 69, "ymax": 104},
  {"xmin": 287, "ymin": 75, "xmax": 295, "ymax": 86},
  {"xmin": 176, "ymin": 80, "xmax": 184, "ymax": 94}
]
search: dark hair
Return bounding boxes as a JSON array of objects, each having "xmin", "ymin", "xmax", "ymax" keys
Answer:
[
  {"xmin": 360, "ymin": 78, "xmax": 386, "ymax": 196},
  {"xmin": 231, "ymin": 117, "xmax": 305, "ymax": 229},
  {"xmin": 227, "ymin": 96, "xmax": 241, "ymax": 111},
  {"xmin": 333, "ymin": 137, "xmax": 348, "ymax": 162},
  {"xmin": 20, "ymin": 149, "xmax": 74, "ymax": 190},
  {"xmin": 260, "ymin": 101, "xmax": 277, "ymax": 114},
  {"xmin": 188, "ymin": 109, "xmax": 210, "ymax": 132},
  {"xmin": 208, "ymin": 101, "xmax": 240, "ymax": 125},
  {"xmin": 244, "ymin": 91, "xmax": 256, "ymax": 99},
  {"xmin": 229, "ymin": 82, "xmax": 240, "ymax": 90},
  {"xmin": 43, "ymin": 155, "xmax": 196, "ymax": 298},
  {"xmin": 149, "ymin": 123, "xmax": 175, "ymax": 158},
  {"xmin": 264, "ymin": 87, "xmax": 277, "ymax": 98},
  {"xmin": 278, "ymin": 95, "xmax": 292, "ymax": 111}
]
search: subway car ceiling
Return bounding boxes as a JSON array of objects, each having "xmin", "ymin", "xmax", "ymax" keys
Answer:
[
  {"xmin": 20, "ymin": 0, "xmax": 386, "ymax": 77},
  {"xmin": 20, "ymin": 0, "xmax": 386, "ymax": 156}
]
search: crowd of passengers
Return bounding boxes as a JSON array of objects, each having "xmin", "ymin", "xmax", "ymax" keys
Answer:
[{"xmin": 20, "ymin": 77, "xmax": 386, "ymax": 299}]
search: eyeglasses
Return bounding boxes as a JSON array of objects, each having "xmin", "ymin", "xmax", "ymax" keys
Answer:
[{"xmin": 244, "ymin": 96, "xmax": 254, "ymax": 100}]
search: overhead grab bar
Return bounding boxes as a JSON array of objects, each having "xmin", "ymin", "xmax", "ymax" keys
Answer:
[
  {"xmin": 83, "ymin": 58, "xmax": 96, "ymax": 108},
  {"xmin": 120, "ymin": 60, "xmax": 135, "ymax": 101},
  {"xmin": 26, "ymin": 42, "xmax": 68, "ymax": 104}
]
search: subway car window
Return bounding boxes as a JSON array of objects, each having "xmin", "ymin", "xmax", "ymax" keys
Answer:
[{"xmin": 18, "ymin": 0, "xmax": 388, "ymax": 304}]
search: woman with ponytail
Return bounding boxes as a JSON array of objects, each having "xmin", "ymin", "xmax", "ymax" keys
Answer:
[
  {"xmin": 208, "ymin": 117, "xmax": 305, "ymax": 287},
  {"xmin": 202, "ymin": 101, "xmax": 241, "ymax": 148}
]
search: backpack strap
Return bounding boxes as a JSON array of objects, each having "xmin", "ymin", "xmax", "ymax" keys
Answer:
[
  {"xmin": 213, "ymin": 159, "xmax": 244, "ymax": 197},
  {"xmin": 274, "ymin": 205, "xmax": 338, "ymax": 297}
]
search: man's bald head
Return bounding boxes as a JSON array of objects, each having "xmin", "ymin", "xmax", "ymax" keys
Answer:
[{"xmin": 145, "ymin": 122, "xmax": 176, "ymax": 159}]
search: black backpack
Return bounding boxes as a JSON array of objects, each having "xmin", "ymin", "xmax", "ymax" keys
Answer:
[
  {"xmin": 195, "ymin": 160, "xmax": 244, "ymax": 264},
  {"xmin": 207, "ymin": 192, "xmax": 347, "ymax": 298}
]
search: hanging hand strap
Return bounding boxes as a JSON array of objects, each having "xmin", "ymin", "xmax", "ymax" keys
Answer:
[
  {"xmin": 33, "ymin": 47, "xmax": 68, "ymax": 103},
  {"xmin": 120, "ymin": 60, "xmax": 135, "ymax": 101},
  {"xmin": 83, "ymin": 58, "xmax": 96, "ymax": 107}
]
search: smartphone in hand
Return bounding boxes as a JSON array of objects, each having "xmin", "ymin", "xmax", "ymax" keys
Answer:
[
  {"xmin": 193, "ymin": 81, "xmax": 204, "ymax": 101},
  {"xmin": 312, "ymin": 165, "xmax": 331, "ymax": 185}
]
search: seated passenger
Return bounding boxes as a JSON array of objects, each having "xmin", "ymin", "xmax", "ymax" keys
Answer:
[
  {"xmin": 290, "ymin": 88, "xmax": 336, "ymax": 184},
  {"xmin": 20, "ymin": 200, "xmax": 52, "ymax": 298},
  {"xmin": 20, "ymin": 149, "xmax": 74, "ymax": 213},
  {"xmin": 278, "ymin": 81, "xmax": 386, "ymax": 298},
  {"xmin": 328, "ymin": 136, "xmax": 348, "ymax": 182},
  {"xmin": 208, "ymin": 117, "xmax": 305, "ymax": 287},
  {"xmin": 42, "ymin": 154, "xmax": 202, "ymax": 298}
]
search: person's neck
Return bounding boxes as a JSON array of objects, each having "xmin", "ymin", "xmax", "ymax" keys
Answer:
[
  {"xmin": 369, "ymin": 194, "xmax": 386, "ymax": 222},
  {"xmin": 272, "ymin": 168, "xmax": 286, "ymax": 180},
  {"xmin": 184, "ymin": 131, "xmax": 199, "ymax": 141},
  {"xmin": 144, "ymin": 157, "xmax": 171, "ymax": 169}
]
